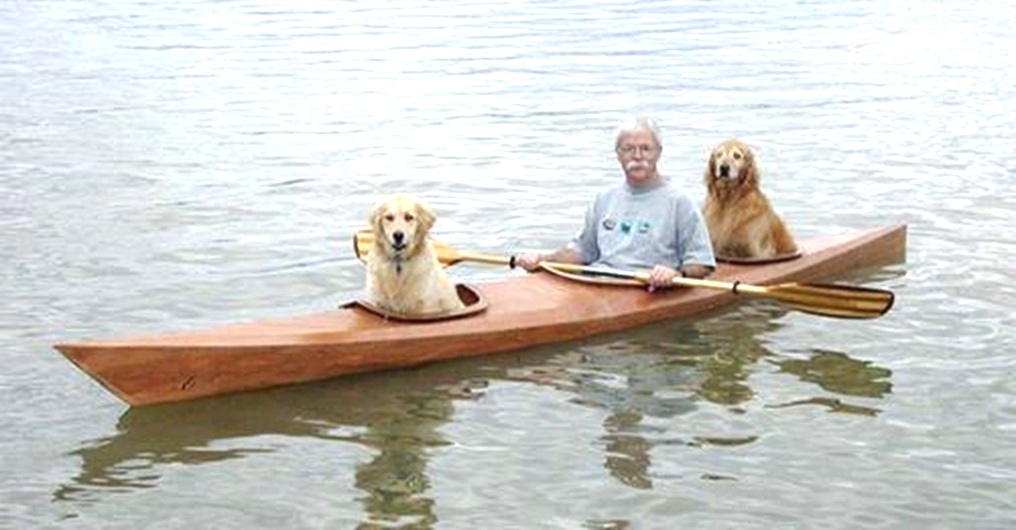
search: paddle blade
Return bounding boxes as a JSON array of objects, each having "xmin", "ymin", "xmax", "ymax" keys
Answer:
[
  {"xmin": 763, "ymin": 282, "xmax": 894, "ymax": 319},
  {"xmin": 353, "ymin": 230, "xmax": 373, "ymax": 261},
  {"xmin": 352, "ymin": 229, "xmax": 464, "ymax": 265}
]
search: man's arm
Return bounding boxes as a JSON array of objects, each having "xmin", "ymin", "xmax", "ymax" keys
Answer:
[{"xmin": 679, "ymin": 263, "xmax": 712, "ymax": 279}]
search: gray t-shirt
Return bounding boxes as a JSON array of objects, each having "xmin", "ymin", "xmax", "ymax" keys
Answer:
[{"xmin": 567, "ymin": 180, "xmax": 716, "ymax": 270}]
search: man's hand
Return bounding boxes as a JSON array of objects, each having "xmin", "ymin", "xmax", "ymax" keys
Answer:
[
  {"xmin": 513, "ymin": 248, "xmax": 585, "ymax": 273},
  {"xmin": 646, "ymin": 265, "xmax": 681, "ymax": 292},
  {"xmin": 514, "ymin": 253, "xmax": 544, "ymax": 272}
]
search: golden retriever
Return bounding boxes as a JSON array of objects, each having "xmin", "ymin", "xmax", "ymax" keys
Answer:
[
  {"xmin": 364, "ymin": 194, "xmax": 464, "ymax": 316},
  {"xmin": 702, "ymin": 139, "xmax": 798, "ymax": 260}
]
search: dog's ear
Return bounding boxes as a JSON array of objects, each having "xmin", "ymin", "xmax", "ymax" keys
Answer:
[
  {"xmin": 369, "ymin": 198, "xmax": 389, "ymax": 231},
  {"xmin": 415, "ymin": 201, "xmax": 437, "ymax": 233},
  {"xmin": 704, "ymin": 147, "xmax": 718, "ymax": 188},
  {"xmin": 742, "ymin": 145, "xmax": 760, "ymax": 187}
]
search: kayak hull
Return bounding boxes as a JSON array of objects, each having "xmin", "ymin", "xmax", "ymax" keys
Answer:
[{"xmin": 56, "ymin": 224, "xmax": 906, "ymax": 406}]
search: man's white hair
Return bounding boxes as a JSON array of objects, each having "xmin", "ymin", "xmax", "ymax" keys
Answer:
[{"xmin": 614, "ymin": 116, "xmax": 662, "ymax": 149}]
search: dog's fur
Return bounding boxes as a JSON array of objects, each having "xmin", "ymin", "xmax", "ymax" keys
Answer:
[
  {"xmin": 702, "ymin": 139, "xmax": 797, "ymax": 259},
  {"xmin": 364, "ymin": 194, "xmax": 464, "ymax": 316}
]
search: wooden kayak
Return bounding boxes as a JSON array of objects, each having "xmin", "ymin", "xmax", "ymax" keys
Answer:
[{"xmin": 55, "ymin": 224, "xmax": 906, "ymax": 407}]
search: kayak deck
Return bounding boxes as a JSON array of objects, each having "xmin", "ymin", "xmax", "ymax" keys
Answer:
[{"xmin": 56, "ymin": 224, "xmax": 906, "ymax": 406}]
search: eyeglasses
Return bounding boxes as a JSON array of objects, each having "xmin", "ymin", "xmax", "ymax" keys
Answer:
[{"xmin": 616, "ymin": 144, "xmax": 658, "ymax": 156}]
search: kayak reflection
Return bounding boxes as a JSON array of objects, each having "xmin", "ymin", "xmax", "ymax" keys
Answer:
[{"xmin": 54, "ymin": 305, "xmax": 893, "ymax": 522}]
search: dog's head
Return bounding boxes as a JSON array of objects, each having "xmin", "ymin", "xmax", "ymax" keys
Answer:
[
  {"xmin": 705, "ymin": 139, "xmax": 759, "ymax": 193},
  {"xmin": 369, "ymin": 194, "xmax": 437, "ymax": 259}
]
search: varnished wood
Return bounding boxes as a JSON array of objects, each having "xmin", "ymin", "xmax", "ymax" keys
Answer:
[{"xmin": 56, "ymin": 224, "xmax": 907, "ymax": 407}]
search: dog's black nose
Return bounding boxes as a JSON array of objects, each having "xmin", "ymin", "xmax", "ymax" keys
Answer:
[
  {"xmin": 392, "ymin": 231, "xmax": 404, "ymax": 244},
  {"xmin": 719, "ymin": 164, "xmax": 730, "ymax": 178}
]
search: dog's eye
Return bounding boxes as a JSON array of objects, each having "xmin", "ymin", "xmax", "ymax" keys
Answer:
[
  {"xmin": 403, "ymin": 213, "xmax": 415, "ymax": 222},
  {"xmin": 733, "ymin": 152, "xmax": 742, "ymax": 160},
  {"xmin": 384, "ymin": 214, "xmax": 395, "ymax": 222}
]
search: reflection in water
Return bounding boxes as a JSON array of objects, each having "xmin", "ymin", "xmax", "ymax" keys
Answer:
[
  {"xmin": 53, "ymin": 403, "xmax": 308, "ymax": 502},
  {"xmin": 352, "ymin": 391, "xmax": 456, "ymax": 529},
  {"xmin": 53, "ymin": 368, "xmax": 490, "ymax": 528},
  {"xmin": 770, "ymin": 350, "xmax": 893, "ymax": 416},
  {"xmin": 507, "ymin": 304, "xmax": 895, "ymax": 490},
  {"xmin": 602, "ymin": 410, "xmax": 654, "ymax": 490},
  {"xmin": 777, "ymin": 350, "xmax": 893, "ymax": 398},
  {"xmin": 54, "ymin": 306, "xmax": 894, "ymax": 523}
]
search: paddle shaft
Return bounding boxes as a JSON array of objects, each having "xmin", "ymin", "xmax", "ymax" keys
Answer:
[
  {"xmin": 448, "ymin": 251, "xmax": 514, "ymax": 267},
  {"xmin": 537, "ymin": 261, "xmax": 893, "ymax": 319},
  {"xmin": 455, "ymin": 252, "xmax": 893, "ymax": 320},
  {"xmin": 355, "ymin": 231, "xmax": 511, "ymax": 266},
  {"xmin": 540, "ymin": 261, "xmax": 761, "ymax": 291}
]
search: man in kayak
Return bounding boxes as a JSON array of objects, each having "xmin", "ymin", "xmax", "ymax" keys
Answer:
[{"xmin": 515, "ymin": 116, "xmax": 716, "ymax": 291}]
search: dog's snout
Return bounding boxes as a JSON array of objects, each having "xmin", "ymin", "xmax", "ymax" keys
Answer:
[
  {"xmin": 392, "ymin": 231, "xmax": 405, "ymax": 244},
  {"xmin": 719, "ymin": 164, "xmax": 730, "ymax": 178}
]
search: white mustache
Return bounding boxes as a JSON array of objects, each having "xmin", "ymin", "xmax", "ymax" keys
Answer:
[{"xmin": 625, "ymin": 161, "xmax": 650, "ymax": 171}]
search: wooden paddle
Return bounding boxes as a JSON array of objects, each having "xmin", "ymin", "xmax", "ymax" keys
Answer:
[
  {"xmin": 354, "ymin": 230, "xmax": 895, "ymax": 319},
  {"xmin": 354, "ymin": 230, "xmax": 512, "ymax": 267}
]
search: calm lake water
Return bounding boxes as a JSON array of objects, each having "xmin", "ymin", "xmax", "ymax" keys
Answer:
[{"xmin": 3, "ymin": 1, "xmax": 1014, "ymax": 528}]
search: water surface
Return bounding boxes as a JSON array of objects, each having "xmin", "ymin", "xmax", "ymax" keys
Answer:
[{"xmin": 2, "ymin": 1, "xmax": 1014, "ymax": 528}]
